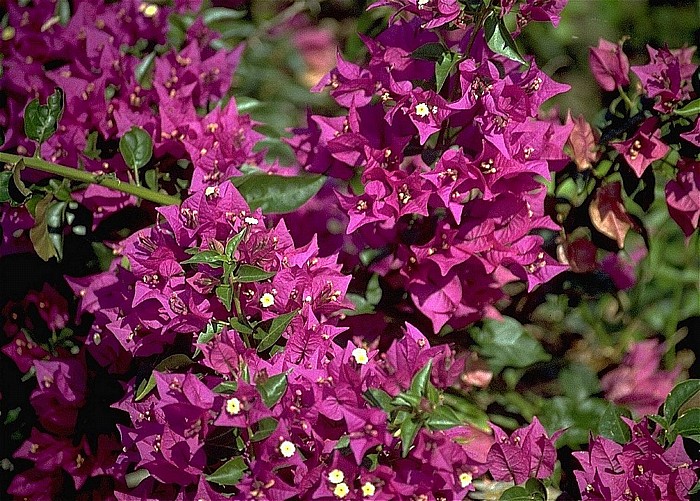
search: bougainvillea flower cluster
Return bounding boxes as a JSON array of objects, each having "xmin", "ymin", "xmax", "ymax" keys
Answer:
[{"xmin": 290, "ymin": 2, "xmax": 572, "ymax": 332}]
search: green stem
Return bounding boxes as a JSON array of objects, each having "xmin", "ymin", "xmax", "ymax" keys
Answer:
[
  {"xmin": 0, "ymin": 152, "xmax": 181, "ymax": 206},
  {"xmin": 617, "ymin": 85, "xmax": 635, "ymax": 113}
]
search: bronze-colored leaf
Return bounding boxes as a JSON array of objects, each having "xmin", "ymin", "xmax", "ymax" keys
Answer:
[{"xmin": 589, "ymin": 182, "xmax": 636, "ymax": 249}]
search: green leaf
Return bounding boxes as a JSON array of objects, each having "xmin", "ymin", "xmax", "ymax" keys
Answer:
[
  {"xmin": 364, "ymin": 388, "xmax": 394, "ymax": 412},
  {"xmin": 202, "ymin": 7, "xmax": 246, "ymax": 32},
  {"xmin": 392, "ymin": 392, "xmax": 422, "ymax": 409},
  {"xmin": 257, "ymin": 373, "xmax": 288, "ymax": 408},
  {"xmin": 663, "ymin": 379, "xmax": 700, "ymax": 422},
  {"xmin": 3, "ymin": 407, "xmax": 21, "ymax": 425},
  {"xmin": 470, "ymin": 317, "xmax": 549, "ymax": 374},
  {"xmin": 24, "ymin": 87, "xmax": 64, "ymax": 146},
  {"xmin": 216, "ymin": 285, "xmax": 233, "ymax": 310},
  {"xmin": 233, "ymin": 264, "xmax": 276, "ymax": 283},
  {"xmin": 441, "ymin": 393, "xmax": 491, "ymax": 432},
  {"xmin": 411, "ymin": 42, "xmax": 447, "ymax": 61},
  {"xmin": 0, "ymin": 160, "xmax": 32, "ymax": 206},
  {"xmin": 205, "ymin": 456, "xmax": 247, "ymax": 486},
  {"xmin": 135, "ymin": 374, "xmax": 157, "ymax": 402},
  {"xmin": 499, "ymin": 486, "xmax": 531, "ymax": 501},
  {"xmin": 213, "ymin": 381, "xmax": 238, "ymax": 393},
  {"xmin": 119, "ymin": 126, "xmax": 153, "ymax": 180},
  {"xmin": 55, "ymin": 0, "xmax": 70, "ymax": 25},
  {"xmin": 335, "ymin": 435, "xmax": 351, "ymax": 450},
  {"xmin": 436, "ymin": 51, "xmax": 459, "ymax": 93},
  {"xmin": 400, "ymin": 418, "xmax": 420, "ymax": 457},
  {"xmin": 230, "ymin": 317, "xmax": 254, "ymax": 335},
  {"xmin": 484, "ymin": 14, "xmax": 527, "ymax": 65},
  {"xmin": 231, "ymin": 173, "xmax": 325, "ymax": 214},
  {"xmin": 29, "ymin": 194, "xmax": 61, "ymax": 261},
  {"xmin": 426, "ymin": 404, "xmax": 464, "ymax": 430},
  {"xmin": 83, "ymin": 131, "xmax": 101, "ymax": 160},
  {"xmin": 251, "ymin": 417, "xmax": 278, "ymax": 442},
  {"xmin": 181, "ymin": 250, "xmax": 226, "ymax": 266},
  {"xmin": 559, "ymin": 364, "xmax": 601, "ymax": 400},
  {"xmin": 125, "ymin": 469, "xmax": 150, "ymax": 489},
  {"xmin": 410, "ymin": 359, "xmax": 433, "ymax": 396},
  {"xmin": 525, "ymin": 478, "xmax": 547, "ymax": 498},
  {"xmin": 673, "ymin": 408, "xmax": 700, "ymax": 440},
  {"xmin": 256, "ymin": 310, "xmax": 297, "ymax": 353},
  {"xmin": 674, "ymin": 98, "xmax": 700, "ymax": 117},
  {"xmin": 225, "ymin": 229, "xmax": 246, "ymax": 259},
  {"xmin": 135, "ymin": 51, "xmax": 157, "ymax": 89},
  {"xmin": 155, "ymin": 353, "xmax": 194, "ymax": 372}
]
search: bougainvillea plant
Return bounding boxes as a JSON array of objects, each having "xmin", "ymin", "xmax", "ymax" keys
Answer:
[{"xmin": 1, "ymin": 0, "xmax": 698, "ymax": 500}]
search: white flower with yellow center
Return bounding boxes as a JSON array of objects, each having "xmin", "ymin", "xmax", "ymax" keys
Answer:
[
  {"xmin": 225, "ymin": 397, "xmax": 241, "ymax": 415},
  {"xmin": 352, "ymin": 347, "xmax": 369, "ymax": 365},
  {"xmin": 361, "ymin": 482, "xmax": 376, "ymax": 497},
  {"xmin": 459, "ymin": 472, "xmax": 473, "ymax": 488},
  {"xmin": 260, "ymin": 293, "xmax": 275, "ymax": 308},
  {"xmin": 279, "ymin": 440, "xmax": 296, "ymax": 458},
  {"xmin": 140, "ymin": 3, "xmax": 159, "ymax": 17},
  {"xmin": 328, "ymin": 469, "xmax": 345, "ymax": 484},
  {"xmin": 415, "ymin": 102, "xmax": 431, "ymax": 117},
  {"xmin": 333, "ymin": 482, "xmax": 350, "ymax": 498}
]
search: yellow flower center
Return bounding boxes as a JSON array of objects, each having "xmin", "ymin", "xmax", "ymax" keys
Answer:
[
  {"xmin": 328, "ymin": 469, "xmax": 345, "ymax": 484},
  {"xmin": 260, "ymin": 293, "xmax": 275, "ymax": 308},
  {"xmin": 362, "ymin": 481, "xmax": 376, "ymax": 497},
  {"xmin": 352, "ymin": 347, "xmax": 369, "ymax": 364},
  {"xmin": 415, "ymin": 103, "xmax": 430, "ymax": 118},
  {"xmin": 225, "ymin": 397, "xmax": 241, "ymax": 415},
  {"xmin": 279, "ymin": 440, "xmax": 296, "ymax": 458},
  {"xmin": 333, "ymin": 482, "xmax": 350, "ymax": 498}
]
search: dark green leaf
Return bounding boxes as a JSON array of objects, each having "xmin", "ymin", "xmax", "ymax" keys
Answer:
[
  {"xmin": 499, "ymin": 486, "xmax": 531, "ymax": 501},
  {"xmin": 24, "ymin": 87, "xmax": 64, "ymax": 145},
  {"xmin": 181, "ymin": 250, "xmax": 226, "ymax": 266},
  {"xmin": 135, "ymin": 51, "xmax": 157, "ymax": 89},
  {"xmin": 411, "ymin": 42, "xmax": 447, "ymax": 61},
  {"xmin": 470, "ymin": 317, "xmax": 549, "ymax": 374},
  {"xmin": 436, "ymin": 51, "xmax": 459, "ymax": 93},
  {"xmin": 135, "ymin": 374, "xmax": 157, "ymax": 402},
  {"xmin": 675, "ymin": 98, "xmax": 700, "ymax": 117},
  {"xmin": 664, "ymin": 379, "xmax": 700, "ymax": 422},
  {"xmin": 125, "ymin": 469, "xmax": 150, "ymax": 489},
  {"xmin": 0, "ymin": 170, "xmax": 13, "ymax": 203},
  {"xmin": 205, "ymin": 456, "xmax": 247, "ymax": 486},
  {"xmin": 256, "ymin": 310, "xmax": 297, "ymax": 353},
  {"xmin": 364, "ymin": 388, "xmax": 394, "ymax": 412},
  {"xmin": 251, "ymin": 417, "xmax": 278, "ymax": 442},
  {"xmin": 233, "ymin": 264, "xmax": 276, "ymax": 283},
  {"xmin": 3, "ymin": 407, "xmax": 21, "ymax": 425},
  {"xmin": 232, "ymin": 173, "xmax": 325, "ymax": 214},
  {"xmin": 216, "ymin": 285, "xmax": 233, "ymax": 310},
  {"xmin": 258, "ymin": 373, "xmax": 287, "ymax": 408},
  {"xmin": 400, "ymin": 418, "xmax": 420, "ymax": 457},
  {"xmin": 484, "ymin": 14, "xmax": 527, "ymax": 65},
  {"xmin": 225, "ymin": 229, "xmax": 246, "ymax": 259},
  {"xmin": 426, "ymin": 405, "xmax": 464, "ymax": 430},
  {"xmin": 155, "ymin": 354, "xmax": 194, "ymax": 372},
  {"xmin": 673, "ymin": 408, "xmax": 700, "ymax": 439},
  {"xmin": 442, "ymin": 393, "xmax": 491, "ymax": 432},
  {"xmin": 119, "ymin": 126, "xmax": 153, "ymax": 174},
  {"xmin": 0, "ymin": 160, "xmax": 31, "ymax": 206},
  {"xmin": 392, "ymin": 392, "xmax": 422, "ymax": 409},
  {"xmin": 230, "ymin": 318, "xmax": 254, "ymax": 335},
  {"xmin": 410, "ymin": 359, "xmax": 433, "ymax": 396},
  {"xmin": 202, "ymin": 7, "xmax": 246, "ymax": 32},
  {"xmin": 525, "ymin": 478, "xmax": 547, "ymax": 498},
  {"xmin": 213, "ymin": 381, "xmax": 238, "ymax": 394}
]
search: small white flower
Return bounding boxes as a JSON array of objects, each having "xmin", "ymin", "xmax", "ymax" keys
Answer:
[
  {"xmin": 361, "ymin": 482, "xmax": 376, "ymax": 497},
  {"xmin": 328, "ymin": 469, "xmax": 345, "ymax": 484},
  {"xmin": 140, "ymin": 3, "xmax": 159, "ymax": 18},
  {"xmin": 415, "ymin": 102, "xmax": 430, "ymax": 117},
  {"xmin": 225, "ymin": 397, "xmax": 241, "ymax": 415},
  {"xmin": 279, "ymin": 440, "xmax": 296, "ymax": 458},
  {"xmin": 260, "ymin": 293, "xmax": 275, "ymax": 308},
  {"xmin": 244, "ymin": 216, "xmax": 259, "ymax": 225},
  {"xmin": 333, "ymin": 482, "xmax": 350, "ymax": 498},
  {"xmin": 459, "ymin": 472, "xmax": 473, "ymax": 488},
  {"xmin": 352, "ymin": 347, "xmax": 369, "ymax": 365}
]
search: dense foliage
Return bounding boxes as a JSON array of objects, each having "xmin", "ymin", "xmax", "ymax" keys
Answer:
[{"xmin": 1, "ymin": 0, "xmax": 698, "ymax": 500}]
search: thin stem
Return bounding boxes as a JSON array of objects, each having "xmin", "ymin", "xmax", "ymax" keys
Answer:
[
  {"xmin": 617, "ymin": 85, "xmax": 635, "ymax": 114},
  {"xmin": 0, "ymin": 152, "xmax": 181, "ymax": 206}
]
